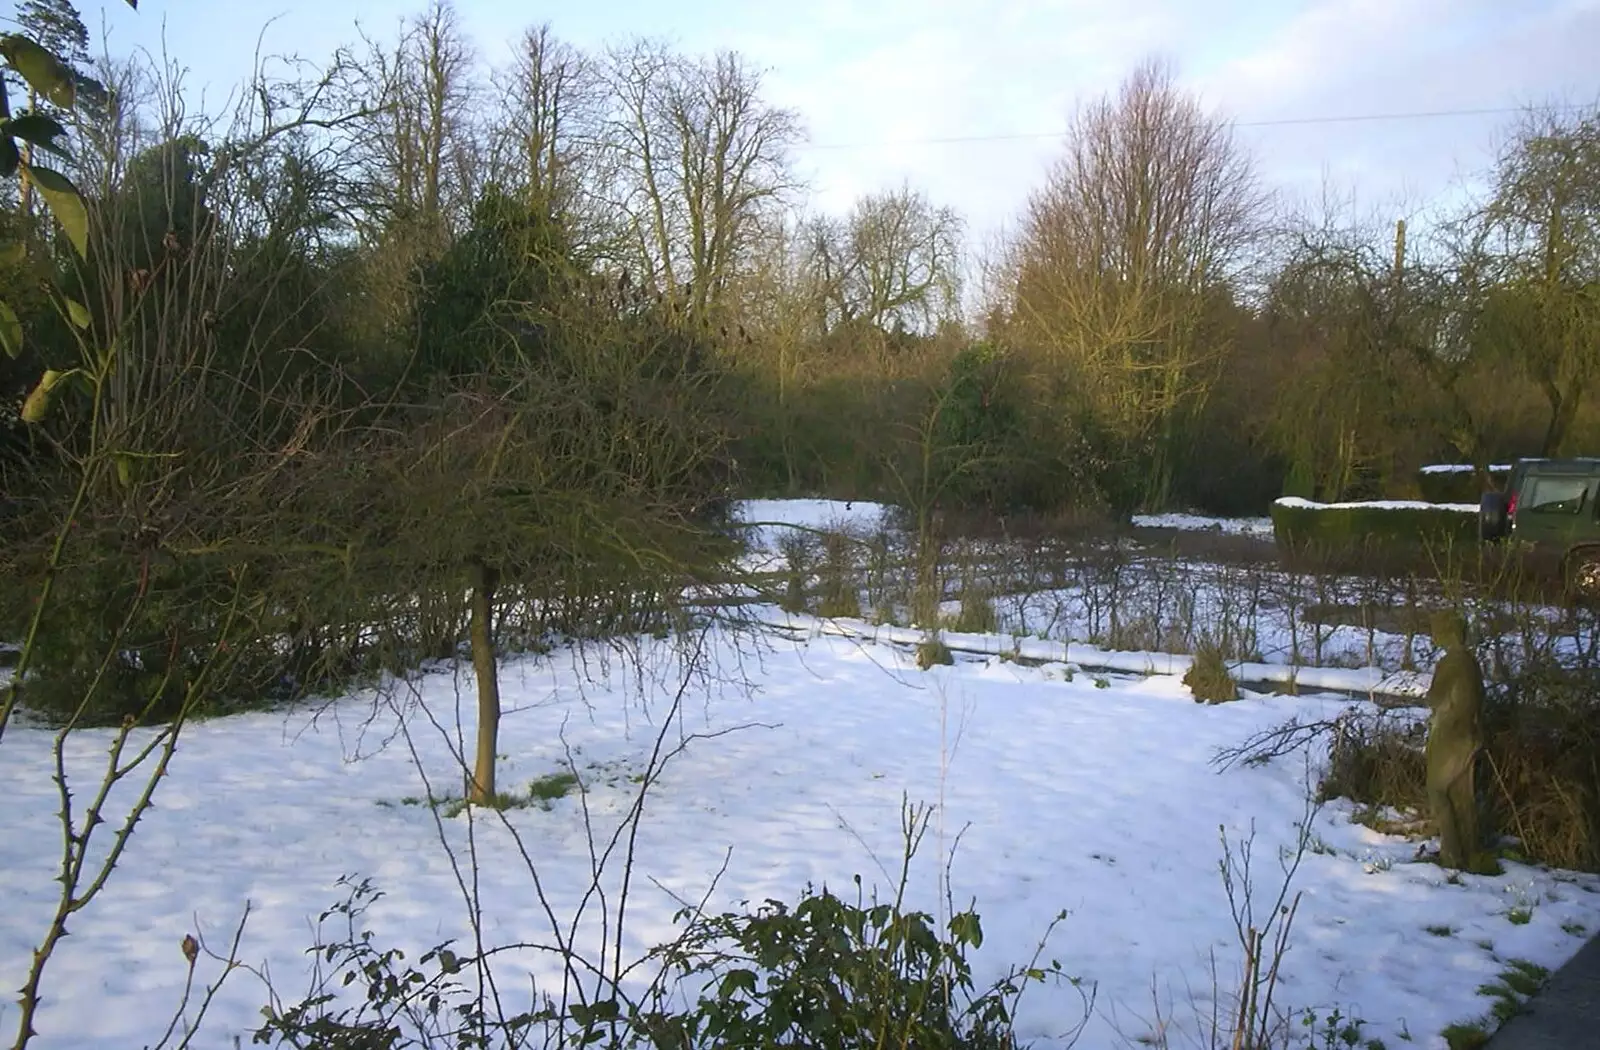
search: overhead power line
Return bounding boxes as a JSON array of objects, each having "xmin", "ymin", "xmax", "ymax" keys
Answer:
[{"xmin": 797, "ymin": 103, "xmax": 1589, "ymax": 152}]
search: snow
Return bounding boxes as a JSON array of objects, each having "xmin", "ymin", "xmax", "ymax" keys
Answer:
[
  {"xmin": 1275, "ymin": 497, "xmax": 1479, "ymax": 513},
  {"xmin": 4, "ymin": 623, "xmax": 1598, "ymax": 1050},
  {"xmin": 763, "ymin": 612, "xmax": 1433, "ymax": 701},
  {"xmin": 1420, "ymin": 465, "xmax": 1513, "ymax": 475},
  {"xmin": 732, "ymin": 498, "xmax": 894, "ymax": 547},
  {"xmin": 1130, "ymin": 513, "xmax": 1275, "ymax": 538}
]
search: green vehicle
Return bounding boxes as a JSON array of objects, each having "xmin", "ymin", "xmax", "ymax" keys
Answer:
[{"xmin": 1479, "ymin": 457, "xmax": 1600, "ymax": 598}]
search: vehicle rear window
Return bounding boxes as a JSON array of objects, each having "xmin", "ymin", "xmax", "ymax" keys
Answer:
[{"xmin": 1522, "ymin": 476, "xmax": 1590, "ymax": 515}]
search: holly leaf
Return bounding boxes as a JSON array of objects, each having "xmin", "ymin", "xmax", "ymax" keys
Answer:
[
  {"xmin": 0, "ymin": 36, "xmax": 76, "ymax": 110},
  {"xmin": 0, "ymin": 240, "xmax": 25, "ymax": 267},
  {"xmin": 0, "ymin": 137, "xmax": 19, "ymax": 179},
  {"xmin": 26, "ymin": 164, "xmax": 88, "ymax": 258},
  {"xmin": 0, "ymin": 299, "xmax": 20, "ymax": 358}
]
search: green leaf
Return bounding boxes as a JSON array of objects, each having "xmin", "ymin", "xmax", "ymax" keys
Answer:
[
  {"xmin": 0, "ymin": 36, "xmax": 76, "ymax": 109},
  {"xmin": 0, "ymin": 299, "xmax": 20, "ymax": 358},
  {"xmin": 21, "ymin": 368, "xmax": 65, "ymax": 423},
  {"xmin": 26, "ymin": 164, "xmax": 88, "ymax": 257},
  {"xmin": 64, "ymin": 297, "xmax": 90, "ymax": 329},
  {"xmin": 2, "ymin": 114, "xmax": 70, "ymax": 159},
  {"xmin": 0, "ymin": 137, "xmax": 19, "ymax": 179},
  {"xmin": 0, "ymin": 240, "xmax": 25, "ymax": 267}
]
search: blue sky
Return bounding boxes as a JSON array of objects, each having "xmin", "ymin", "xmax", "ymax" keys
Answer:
[{"xmin": 41, "ymin": 0, "xmax": 1600, "ymax": 245}]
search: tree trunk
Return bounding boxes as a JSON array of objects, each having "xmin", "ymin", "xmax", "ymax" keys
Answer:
[
  {"xmin": 1538, "ymin": 377, "xmax": 1583, "ymax": 458},
  {"xmin": 467, "ymin": 560, "xmax": 501, "ymax": 805}
]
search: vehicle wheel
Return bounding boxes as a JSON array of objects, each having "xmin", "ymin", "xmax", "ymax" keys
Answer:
[
  {"xmin": 1479, "ymin": 491, "xmax": 1509, "ymax": 542},
  {"xmin": 1564, "ymin": 550, "xmax": 1600, "ymax": 605}
]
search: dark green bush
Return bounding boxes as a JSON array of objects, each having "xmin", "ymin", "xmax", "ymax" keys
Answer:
[
  {"xmin": 256, "ymin": 874, "xmax": 1074, "ymax": 1050},
  {"xmin": 1270, "ymin": 498, "xmax": 1478, "ymax": 554}
]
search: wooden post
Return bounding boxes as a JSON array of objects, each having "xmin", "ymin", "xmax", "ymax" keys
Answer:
[{"xmin": 467, "ymin": 560, "xmax": 501, "ymax": 805}]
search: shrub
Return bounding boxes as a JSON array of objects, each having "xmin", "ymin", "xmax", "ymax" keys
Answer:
[
  {"xmin": 947, "ymin": 585, "xmax": 998, "ymax": 635},
  {"xmin": 1317, "ymin": 711, "xmax": 1428, "ymax": 814},
  {"xmin": 1183, "ymin": 644, "xmax": 1239, "ymax": 704},
  {"xmin": 645, "ymin": 881, "xmax": 1067, "ymax": 1050},
  {"xmin": 1479, "ymin": 669, "xmax": 1600, "ymax": 872},
  {"xmin": 916, "ymin": 637, "xmax": 955, "ymax": 669},
  {"xmin": 1270, "ymin": 497, "xmax": 1478, "ymax": 555},
  {"xmin": 1316, "ymin": 668, "xmax": 1600, "ymax": 873},
  {"xmin": 931, "ymin": 341, "xmax": 1029, "ymax": 513},
  {"xmin": 815, "ymin": 531, "xmax": 862, "ymax": 619},
  {"xmin": 777, "ymin": 532, "xmax": 816, "ymax": 615},
  {"xmin": 257, "ymin": 874, "xmax": 1075, "ymax": 1050}
]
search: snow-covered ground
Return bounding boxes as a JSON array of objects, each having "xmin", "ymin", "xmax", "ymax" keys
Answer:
[
  {"xmin": 4, "ymin": 499, "xmax": 1597, "ymax": 1049},
  {"xmin": 1131, "ymin": 512, "xmax": 1276, "ymax": 539},
  {"xmin": 732, "ymin": 498, "xmax": 893, "ymax": 546},
  {"xmin": 3, "ymin": 625, "xmax": 1599, "ymax": 1050}
]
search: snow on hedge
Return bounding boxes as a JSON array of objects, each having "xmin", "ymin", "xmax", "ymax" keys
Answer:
[
  {"xmin": 1274, "ymin": 496, "xmax": 1479, "ymax": 513},
  {"xmin": 1131, "ymin": 513, "xmax": 1275, "ymax": 538},
  {"xmin": 1420, "ymin": 464, "xmax": 1513, "ymax": 474}
]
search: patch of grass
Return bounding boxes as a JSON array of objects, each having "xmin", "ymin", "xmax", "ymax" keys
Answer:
[
  {"xmin": 1506, "ymin": 906, "xmax": 1533, "ymax": 925},
  {"xmin": 1424, "ymin": 924, "xmax": 1456, "ymax": 937},
  {"xmin": 1562, "ymin": 920, "xmax": 1587, "ymax": 936},
  {"xmin": 528, "ymin": 771, "xmax": 579, "ymax": 805},
  {"xmin": 1476, "ymin": 958, "xmax": 1549, "ymax": 1026},
  {"xmin": 1440, "ymin": 1021, "xmax": 1490, "ymax": 1050},
  {"xmin": 439, "ymin": 791, "xmax": 525, "ymax": 818},
  {"xmin": 396, "ymin": 771, "xmax": 584, "ymax": 819}
]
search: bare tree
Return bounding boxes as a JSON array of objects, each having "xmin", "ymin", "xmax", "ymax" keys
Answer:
[
  {"xmin": 1005, "ymin": 58, "xmax": 1265, "ymax": 508},
  {"xmin": 808, "ymin": 184, "xmax": 964, "ymax": 344},
  {"xmin": 488, "ymin": 24, "xmax": 599, "ymax": 229},
  {"xmin": 598, "ymin": 41, "xmax": 802, "ymax": 331}
]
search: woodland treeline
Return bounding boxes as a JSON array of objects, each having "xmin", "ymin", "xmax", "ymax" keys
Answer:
[
  {"xmin": 2, "ymin": 2, "xmax": 1598, "ymax": 517},
  {"xmin": 0, "ymin": 1, "xmax": 1596, "ymax": 724}
]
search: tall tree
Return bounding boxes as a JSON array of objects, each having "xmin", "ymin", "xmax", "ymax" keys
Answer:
[
  {"xmin": 1005, "ymin": 58, "xmax": 1264, "ymax": 509},
  {"xmin": 1469, "ymin": 106, "xmax": 1600, "ymax": 457},
  {"xmin": 599, "ymin": 42, "xmax": 801, "ymax": 332},
  {"xmin": 490, "ymin": 24, "xmax": 596, "ymax": 225},
  {"xmin": 340, "ymin": 0, "xmax": 480, "ymax": 350}
]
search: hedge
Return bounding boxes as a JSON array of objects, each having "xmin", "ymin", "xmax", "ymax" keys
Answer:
[
  {"xmin": 1270, "ymin": 497, "xmax": 1480, "ymax": 553},
  {"xmin": 1416, "ymin": 464, "xmax": 1512, "ymax": 504}
]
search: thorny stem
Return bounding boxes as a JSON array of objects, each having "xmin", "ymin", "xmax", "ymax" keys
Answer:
[{"xmin": 10, "ymin": 577, "xmax": 248, "ymax": 1050}]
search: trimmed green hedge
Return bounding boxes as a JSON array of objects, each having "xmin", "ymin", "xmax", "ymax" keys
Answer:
[
  {"xmin": 1271, "ymin": 497, "xmax": 1479, "ymax": 553},
  {"xmin": 1416, "ymin": 464, "xmax": 1511, "ymax": 503}
]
